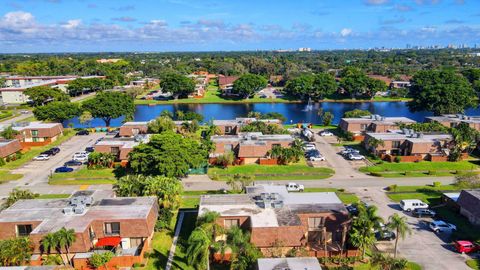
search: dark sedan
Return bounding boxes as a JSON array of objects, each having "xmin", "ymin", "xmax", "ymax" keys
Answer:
[
  {"xmin": 64, "ymin": 160, "xmax": 83, "ymax": 166},
  {"xmin": 76, "ymin": 130, "xmax": 90, "ymax": 136},
  {"xmin": 375, "ymin": 230, "xmax": 396, "ymax": 241},
  {"xmin": 54, "ymin": 166, "xmax": 74, "ymax": 173}
]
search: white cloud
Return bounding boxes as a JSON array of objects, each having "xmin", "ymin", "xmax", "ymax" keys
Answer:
[
  {"xmin": 365, "ymin": 0, "xmax": 389, "ymax": 5},
  {"xmin": 340, "ymin": 28, "xmax": 352, "ymax": 37},
  {"xmin": 61, "ymin": 19, "xmax": 81, "ymax": 29}
]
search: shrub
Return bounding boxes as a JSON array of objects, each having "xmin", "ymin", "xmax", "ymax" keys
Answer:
[
  {"xmin": 394, "ymin": 156, "xmax": 401, "ymax": 163},
  {"xmin": 370, "ymin": 172, "xmax": 383, "ymax": 177},
  {"xmin": 387, "ymin": 184, "xmax": 398, "ymax": 192},
  {"xmin": 0, "ymin": 158, "xmax": 5, "ymax": 167},
  {"xmin": 210, "ymin": 172, "xmax": 220, "ymax": 181},
  {"xmin": 428, "ymin": 170, "xmax": 436, "ymax": 176},
  {"xmin": 155, "ymin": 208, "xmax": 174, "ymax": 230},
  {"xmin": 433, "ymin": 181, "xmax": 441, "ymax": 187}
]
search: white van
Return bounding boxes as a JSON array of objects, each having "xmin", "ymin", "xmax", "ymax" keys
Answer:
[{"xmin": 400, "ymin": 199, "xmax": 429, "ymax": 212}]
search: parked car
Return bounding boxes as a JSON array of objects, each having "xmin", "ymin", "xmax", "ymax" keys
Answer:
[
  {"xmin": 20, "ymin": 110, "xmax": 30, "ymax": 114},
  {"xmin": 106, "ymin": 130, "xmax": 119, "ymax": 136},
  {"xmin": 41, "ymin": 150, "xmax": 55, "ymax": 156},
  {"xmin": 303, "ymin": 144, "xmax": 316, "ymax": 151},
  {"xmin": 348, "ymin": 153, "xmax": 365, "ymax": 160},
  {"xmin": 429, "ymin": 220, "xmax": 457, "ymax": 233},
  {"xmin": 341, "ymin": 147, "xmax": 359, "ymax": 156},
  {"xmin": 305, "ymin": 149, "xmax": 320, "ymax": 157},
  {"xmin": 454, "ymin": 241, "xmax": 480, "ymax": 254},
  {"xmin": 64, "ymin": 160, "xmax": 83, "ymax": 166},
  {"xmin": 73, "ymin": 155, "xmax": 88, "ymax": 162},
  {"xmin": 54, "ymin": 166, "xmax": 74, "ymax": 173},
  {"xmin": 412, "ymin": 208, "xmax": 436, "ymax": 218},
  {"xmin": 375, "ymin": 230, "xmax": 396, "ymax": 241},
  {"xmin": 85, "ymin": 146, "xmax": 95, "ymax": 152},
  {"xmin": 346, "ymin": 204, "xmax": 359, "ymax": 215},
  {"xmin": 76, "ymin": 130, "xmax": 89, "ymax": 136},
  {"xmin": 400, "ymin": 199, "xmax": 429, "ymax": 212},
  {"xmin": 320, "ymin": 130, "xmax": 334, "ymax": 136},
  {"xmin": 286, "ymin": 182, "xmax": 304, "ymax": 192},
  {"xmin": 309, "ymin": 154, "xmax": 326, "ymax": 162},
  {"xmin": 49, "ymin": 147, "xmax": 60, "ymax": 155},
  {"xmin": 74, "ymin": 151, "xmax": 89, "ymax": 156},
  {"xmin": 33, "ymin": 154, "xmax": 50, "ymax": 161}
]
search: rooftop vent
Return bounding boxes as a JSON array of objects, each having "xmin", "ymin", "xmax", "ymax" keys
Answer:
[
  {"xmin": 74, "ymin": 205, "xmax": 86, "ymax": 214},
  {"xmin": 272, "ymin": 200, "xmax": 284, "ymax": 209},
  {"xmin": 63, "ymin": 207, "xmax": 74, "ymax": 215}
]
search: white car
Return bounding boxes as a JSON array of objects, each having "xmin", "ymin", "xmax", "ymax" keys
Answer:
[
  {"xmin": 286, "ymin": 182, "xmax": 304, "ymax": 192},
  {"xmin": 303, "ymin": 144, "xmax": 316, "ymax": 151},
  {"xmin": 429, "ymin": 220, "xmax": 457, "ymax": 233},
  {"xmin": 309, "ymin": 155, "xmax": 326, "ymax": 162},
  {"xmin": 320, "ymin": 130, "xmax": 334, "ymax": 136},
  {"xmin": 341, "ymin": 147, "xmax": 360, "ymax": 156},
  {"xmin": 348, "ymin": 153, "xmax": 365, "ymax": 160},
  {"xmin": 74, "ymin": 151, "xmax": 89, "ymax": 156},
  {"xmin": 73, "ymin": 154, "xmax": 89, "ymax": 162},
  {"xmin": 33, "ymin": 154, "xmax": 50, "ymax": 161}
]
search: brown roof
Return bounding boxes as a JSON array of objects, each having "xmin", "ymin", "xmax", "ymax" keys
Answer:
[
  {"xmin": 238, "ymin": 143, "xmax": 269, "ymax": 158},
  {"xmin": 0, "ymin": 139, "xmax": 21, "ymax": 158},
  {"xmin": 14, "ymin": 122, "xmax": 63, "ymax": 138},
  {"xmin": 218, "ymin": 76, "xmax": 239, "ymax": 86},
  {"xmin": 457, "ymin": 189, "xmax": 480, "ymax": 218},
  {"xmin": 367, "ymin": 75, "xmax": 392, "ymax": 85}
]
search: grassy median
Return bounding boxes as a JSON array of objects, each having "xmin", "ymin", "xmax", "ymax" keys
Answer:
[
  {"xmin": 49, "ymin": 168, "xmax": 116, "ymax": 185},
  {"xmin": 360, "ymin": 160, "xmax": 479, "ymax": 177}
]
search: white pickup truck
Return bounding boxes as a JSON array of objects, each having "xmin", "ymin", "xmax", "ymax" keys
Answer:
[{"xmin": 286, "ymin": 182, "xmax": 304, "ymax": 192}]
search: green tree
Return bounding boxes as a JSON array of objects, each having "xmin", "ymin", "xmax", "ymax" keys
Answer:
[
  {"xmin": 147, "ymin": 116, "xmax": 175, "ymax": 133},
  {"xmin": 343, "ymin": 109, "xmax": 372, "ymax": 118},
  {"xmin": 0, "ymin": 125, "xmax": 19, "ymax": 140},
  {"xmin": 232, "ymin": 74, "xmax": 267, "ymax": 98},
  {"xmin": 387, "ymin": 214, "xmax": 411, "ymax": 258},
  {"xmin": 247, "ymin": 111, "xmax": 286, "ymax": 122},
  {"xmin": 366, "ymin": 137, "xmax": 385, "ymax": 153},
  {"xmin": 339, "ymin": 67, "xmax": 370, "ymax": 98},
  {"xmin": 448, "ymin": 122, "xmax": 480, "ymax": 161},
  {"xmin": 67, "ymin": 78, "xmax": 109, "ymax": 96},
  {"xmin": 185, "ymin": 228, "xmax": 211, "ymax": 270},
  {"xmin": 128, "ymin": 132, "xmax": 208, "ymax": 178},
  {"xmin": 2, "ymin": 188, "xmax": 38, "ymax": 210},
  {"xmin": 216, "ymin": 151, "xmax": 235, "ymax": 168},
  {"xmin": 321, "ymin": 111, "xmax": 334, "ymax": 126},
  {"xmin": 311, "ymin": 73, "xmax": 338, "ymax": 100},
  {"xmin": 175, "ymin": 110, "xmax": 204, "ymax": 122},
  {"xmin": 88, "ymin": 251, "xmax": 114, "ymax": 269},
  {"xmin": 160, "ymin": 73, "xmax": 195, "ymax": 99},
  {"xmin": 283, "ymin": 74, "xmax": 315, "ymax": 100},
  {"xmin": 81, "ymin": 92, "xmax": 135, "ymax": 127},
  {"xmin": 0, "ymin": 237, "xmax": 34, "ymax": 266},
  {"xmin": 240, "ymin": 121, "xmax": 288, "ymax": 134},
  {"xmin": 462, "ymin": 68, "xmax": 480, "ymax": 92},
  {"xmin": 371, "ymin": 252, "xmax": 408, "ymax": 270},
  {"xmin": 78, "ymin": 111, "xmax": 93, "ymax": 127},
  {"xmin": 0, "ymin": 77, "xmax": 5, "ymax": 88},
  {"xmin": 349, "ymin": 203, "xmax": 383, "ymax": 259},
  {"xmin": 87, "ymin": 152, "xmax": 116, "ymax": 168},
  {"xmin": 25, "ymin": 86, "xmax": 70, "ymax": 106},
  {"xmin": 227, "ymin": 227, "xmax": 262, "ymax": 270},
  {"xmin": 41, "ymin": 233, "xmax": 58, "ymax": 256},
  {"xmin": 55, "ymin": 227, "xmax": 76, "ymax": 266},
  {"xmin": 33, "ymin": 101, "xmax": 80, "ymax": 123},
  {"xmin": 408, "ymin": 70, "xmax": 476, "ymax": 115}
]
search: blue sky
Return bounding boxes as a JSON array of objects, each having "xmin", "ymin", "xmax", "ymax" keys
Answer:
[{"xmin": 0, "ymin": 0, "xmax": 479, "ymax": 52}]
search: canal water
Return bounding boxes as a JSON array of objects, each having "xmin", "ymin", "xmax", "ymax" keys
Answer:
[{"xmin": 64, "ymin": 102, "xmax": 480, "ymax": 128}]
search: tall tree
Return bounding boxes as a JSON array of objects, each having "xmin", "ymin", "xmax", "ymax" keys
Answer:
[
  {"xmin": 311, "ymin": 73, "xmax": 338, "ymax": 100},
  {"xmin": 0, "ymin": 125, "xmax": 19, "ymax": 140},
  {"xmin": 283, "ymin": 74, "xmax": 315, "ymax": 100},
  {"xmin": 387, "ymin": 214, "xmax": 411, "ymax": 258},
  {"xmin": 128, "ymin": 132, "xmax": 208, "ymax": 178},
  {"xmin": 33, "ymin": 101, "xmax": 81, "ymax": 123},
  {"xmin": 24, "ymin": 86, "xmax": 70, "ymax": 106},
  {"xmin": 0, "ymin": 238, "xmax": 34, "ymax": 266},
  {"xmin": 343, "ymin": 109, "xmax": 372, "ymax": 118},
  {"xmin": 2, "ymin": 188, "xmax": 38, "ymax": 210},
  {"xmin": 349, "ymin": 203, "xmax": 383, "ymax": 259},
  {"xmin": 147, "ymin": 116, "xmax": 175, "ymax": 133},
  {"xmin": 408, "ymin": 70, "xmax": 476, "ymax": 115},
  {"xmin": 232, "ymin": 74, "xmax": 267, "ymax": 98},
  {"xmin": 159, "ymin": 73, "xmax": 195, "ymax": 99},
  {"xmin": 78, "ymin": 111, "xmax": 93, "ymax": 127},
  {"xmin": 56, "ymin": 228, "xmax": 76, "ymax": 267},
  {"xmin": 81, "ymin": 92, "xmax": 134, "ymax": 127}
]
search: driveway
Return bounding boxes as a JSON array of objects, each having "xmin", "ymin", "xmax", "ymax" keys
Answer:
[
  {"xmin": 312, "ymin": 130, "xmax": 372, "ymax": 179},
  {"xmin": 351, "ymin": 187, "xmax": 471, "ymax": 270},
  {"xmin": 0, "ymin": 133, "xmax": 104, "ymax": 198}
]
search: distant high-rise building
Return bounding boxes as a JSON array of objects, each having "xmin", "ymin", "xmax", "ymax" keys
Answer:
[{"xmin": 298, "ymin": 47, "xmax": 312, "ymax": 52}]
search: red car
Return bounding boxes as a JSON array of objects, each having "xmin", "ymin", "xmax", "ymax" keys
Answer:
[{"xmin": 454, "ymin": 241, "xmax": 480, "ymax": 254}]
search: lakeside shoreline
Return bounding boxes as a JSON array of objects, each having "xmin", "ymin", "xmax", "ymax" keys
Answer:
[{"xmin": 135, "ymin": 98, "xmax": 411, "ymax": 105}]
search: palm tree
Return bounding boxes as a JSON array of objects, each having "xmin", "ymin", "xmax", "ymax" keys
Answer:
[
  {"xmin": 349, "ymin": 204, "xmax": 384, "ymax": 260},
  {"xmin": 56, "ymin": 228, "xmax": 76, "ymax": 266},
  {"xmin": 41, "ymin": 233, "xmax": 58, "ymax": 256},
  {"xmin": 185, "ymin": 228, "xmax": 211, "ymax": 270},
  {"xmin": 387, "ymin": 214, "xmax": 411, "ymax": 258}
]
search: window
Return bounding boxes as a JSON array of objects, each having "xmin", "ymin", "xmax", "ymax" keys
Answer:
[
  {"xmin": 308, "ymin": 217, "xmax": 325, "ymax": 230},
  {"xmin": 111, "ymin": 147, "xmax": 120, "ymax": 155},
  {"xmin": 31, "ymin": 130, "xmax": 39, "ymax": 136},
  {"xmin": 104, "ymin": 222, "xmax": 120, "ymax": 235},
  {"xmin": 392, "ymin": 141, "xmax": 401, "ymax": 148},
  {"xmin": 130, "ymin": 237, "xmax": 143, "ymax": 247},
  {"xmin": 32, "ymin": 137, "xmax": 40, "ymax": 142},
  {"xmin": 360, "ymin": 124, "xmax": 368, "ymax": 131},
  {"xmin": 225, "ymin": 126, "xmax": 233, "ymax": 134},
  {"xmin": 16, "ymin": 224, "xmax": 32, "ymax": 237},
  {"xmin": 224, "ymin": 219, "xmax": 240, "ymax": 229}
]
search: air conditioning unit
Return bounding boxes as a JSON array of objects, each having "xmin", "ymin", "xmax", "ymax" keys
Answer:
[
  {"xmin": 74, "ymin": 205, "xmax": 86, "ymax": 214},
  {"xmin": 63, "ymin": 207, "xmax": 74, "ymax": 215}
]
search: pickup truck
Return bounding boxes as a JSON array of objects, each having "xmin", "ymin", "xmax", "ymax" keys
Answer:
[{"xmin": 286, "ymin": 182, "xmax": 304, "ymax": 192}]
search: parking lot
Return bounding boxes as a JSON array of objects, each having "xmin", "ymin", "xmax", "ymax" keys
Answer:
[
  {"xmin": 11, "ymin": 132, "xmax": 104, "ymax": 186},
  {"xmin": 353, "ymin": 187, "xmax": 472, "ymax": 270}
]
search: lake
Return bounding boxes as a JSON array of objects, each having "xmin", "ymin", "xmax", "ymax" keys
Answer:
[{"xmin": 64, "ymin": 101, "xmax": 480, "ymax": 128}]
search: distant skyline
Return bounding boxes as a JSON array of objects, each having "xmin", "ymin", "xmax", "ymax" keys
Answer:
[{"xmin": 0, "ymin": 0, "xmax": 479, "ymax": 53}]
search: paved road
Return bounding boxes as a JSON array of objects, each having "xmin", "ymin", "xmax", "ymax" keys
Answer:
[
  {"xmin": 352, "ymin": 187, "xmax": 471, "ymax": 270},
  {"xmin": 0, "ymin": 133, "xmax": 105, "ymax": 198}
]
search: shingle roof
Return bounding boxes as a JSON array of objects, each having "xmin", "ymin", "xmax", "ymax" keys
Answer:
[{"xmin": 457, "ymin": 189, "xmax": 480, "ymax": 218}]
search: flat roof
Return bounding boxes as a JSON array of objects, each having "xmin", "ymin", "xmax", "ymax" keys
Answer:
[
  {"xmin": 426, "ymin": 114, "xmax": 480, "ymax": 124},
  {"xmin": 0, "ymin": 191, "xmax": 156, "ymax": 234},
  {"xmin": 367, "ymin": 131, "xmax": 451, "ymax": 142},
  {"xmin": 199, "ymin": 184, "xmax": 345, "ymax": 228},
  {"xmin": 211, "ymin": 133, "xmax": 293, "ymax": 143},
  {"xmin": 257, "ymin": 257, "xmax": 322, "ymax": 270},
  {"xmin": 342, "ymin": 116, "xmax": 416, "ymax": 125},
  {"xmin": 12, "ymin": 122, "xmax": 60, "ymax": 130}
]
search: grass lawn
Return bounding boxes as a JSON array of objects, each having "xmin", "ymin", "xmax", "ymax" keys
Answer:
[
  {"xmin": 386, "ymin": 184, "xmax": 462, "ymax": 204},
  {"xmin": 37, "ymin": 194, "xmax": 71, "ymax": 199},
  {"xmin": 172, "ymin": 211, "xmax": 198, "ymax": 270},
  {"xmin": 304, "ymin": 188, "xmax": 360, "ymax": 204},
  {"xmin": 350, "ymin": 261, "xmax": 421, "ymax": 270},
  {"xmin": 1, "ymin": 129, "xmax": 75, "ymax": 170},
  {"xmin": 360, "ymin": 160, "xmax": 479, "ymax": 177},
  {"xmin": 180, "ymin": 197, "xmax": 200, "ymax": 209},
  {"xmin": 467, "ymin": 259, "xmax": 480, "ymax": 270},
  {"xmin": 208, "ymin": 164, "xmax": 334, "ymax": 181},
  {"xmin": 49, "ymin": 168, "xmax": 116, "ymax": 185},
  {"xmin": 0, "ymin": 170, "xmax": 23, "ymax": 183}
]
